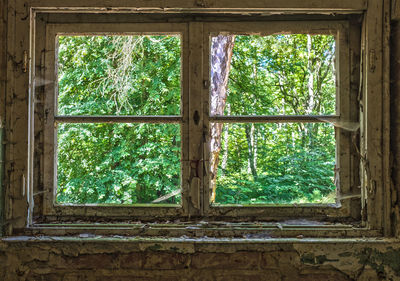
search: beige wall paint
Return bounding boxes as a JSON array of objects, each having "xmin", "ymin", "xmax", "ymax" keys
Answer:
[{"xmin": 0, "ymin": 1, "xmax": 399, "ymax": 280}]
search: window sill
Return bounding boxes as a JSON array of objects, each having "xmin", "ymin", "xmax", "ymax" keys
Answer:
[
  {"xmin": 18, "ymin": 220, "xmax": 381, "ymax": 238},
  {"xmin": 2, "ymin": 235, "xmax": 396, "ymax": 248}
]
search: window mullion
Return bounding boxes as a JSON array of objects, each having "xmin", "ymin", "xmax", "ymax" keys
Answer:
[
  {"xmin": 43, "ymin": 24, "xmax": 57, "ymax": 216},
  {"xmin": 187, "ymin": 22, "xmax": 204, "ymax": 217}
]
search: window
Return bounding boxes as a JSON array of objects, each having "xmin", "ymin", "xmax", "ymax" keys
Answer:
[
  {"xmin": 41, "ymin": 23, "xmax": 189, "ymax": 219},
  {"xmin": 15, "ymin": 4, "xmax": 389, "ymax": 237},
  {"xmin": 56, "ymin": 33, "xmax": 182, "ymax": 205},
  {"xmin": 206, "ymin": 22, "xmax": 341, "ymax": 207},
  {"xmin": 34, "ymin": 18, "xmax": 360, "ymax": 223},
  {"xmin": 202, "ymin": 21, "xmax": 361, "ymax": 220}
]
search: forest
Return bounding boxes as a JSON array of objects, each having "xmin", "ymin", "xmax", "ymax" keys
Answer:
[{"xmin": 55, "ymin": 32, "xmax": 336, "ymax": 205}]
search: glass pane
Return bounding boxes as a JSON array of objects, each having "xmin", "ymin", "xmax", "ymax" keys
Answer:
[
  {"xmin": 56, "ymin": 123, "xmax": 181, "ymax": 204},
  {"xmin": 57, "ymin": 35, "xmax": 181, "ymax": 115},
  {"xmin": 210, "ymin": 123, "xmax": 336, "ymax": 204},
  {"xmin": 210, "ymin": 34, "xmax": 336, "ymax": 116}
]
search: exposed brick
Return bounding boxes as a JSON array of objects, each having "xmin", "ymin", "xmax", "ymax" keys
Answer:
[{"xmin": 191, "ymin": 252, "xmax": 260, "ymax": 270}]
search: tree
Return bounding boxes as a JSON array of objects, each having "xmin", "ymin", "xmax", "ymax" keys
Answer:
[
  {"xmin": 214, "ymin": 34, "xmax": 336, "ymax": 204},
  {"xmin": 209, "ymin": 35, "xmax": 236, "ymax": 203},
  {"xmin": 56, "ymin": 33, "xmax": 337, "ymax": 205},
  {"xmin": 57, "ymin": 35, "xmax": 181, "ymax": 204}
]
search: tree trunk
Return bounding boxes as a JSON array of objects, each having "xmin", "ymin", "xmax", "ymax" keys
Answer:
[
  {"xmin": 306, "ymin": 34, "xmax": 315, "ymax": 115},
  {"xmin": 245, "ymin": 123, "xmax": 258, "ymax": 180},
  {"xmin": 221, "ymin": 104, "xmax": 231, "ymax": 172},
  {"xmin": 304, "ymin": 34, "xmax": 315, "ymax": 146},
  {"xmin": 210, "ymin": 35, "xmax": 235, "ymax": 203}
]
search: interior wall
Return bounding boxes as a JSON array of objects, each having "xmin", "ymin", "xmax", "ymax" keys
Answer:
[
  {"xmin": 391, "ymin": 20, "xmax": 400, "ymax": 238},
  {"xmin": 0, "ymin": 1, "xmax": 399, "ymax": 280},
  {"xmin": 0, "ymin": 239, "xmax": 399, "ymax": 280},
  {"xmin": 0, "ymin": 0, "xmax": 6, "ymax": 237}
]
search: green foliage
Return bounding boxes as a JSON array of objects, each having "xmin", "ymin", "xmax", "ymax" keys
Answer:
[
  {"xmin": 214, "ymin": 123, "xmax": 335, "ymax": 204},
  {"xmin": 56, "ymin": 33, "xmax": 336, "ymax": 205},
  {"xmin": 56, "ymin": 35, "xmax": 181, "ymax": 204},
  {"xmin": 58, "ymin": 35, "xmax": 181, "ymax": 116},
  {"xmin": 227, "ymin": 34, "xmax": 335, "ymax": 116},
  {"xmin": 57, "ymin": 123, "xmax": 181, "ymax": 204},
  {"xmin": 214, "ymin": 34, "xmax": 336, "ymax": 204}
]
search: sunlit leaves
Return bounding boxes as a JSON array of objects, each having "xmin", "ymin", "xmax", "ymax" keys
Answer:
[
  {"xmin": 215, "ymin": 34, "xmax": 336, "ymax": 204},
  {"xmin": 57, "ymin": 33, "xmax": 336, "ymax": 205},
  {"xmin": 57, "ymin": 35, "xmax": 181, "ymax": 116},
  {"xmin": 214, "ymin": 123, "xmax": 335, "ymax": 204},
  {"xmin": 56, "ymin": 123, "xmax": 181, "ymax": 204},
  {"xmin": 227, "ymin": 34, "xmax": 336, "ymax": 116}
]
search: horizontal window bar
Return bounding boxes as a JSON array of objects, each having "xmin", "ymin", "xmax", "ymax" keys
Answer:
[
  {"xmin": 34, "ymin": 4, "xmax": 367, "ymax": 14},
  {"xmin": 54, "ymin": 115, "xmax": 182, "ymax": 124},
  {"xmin": 209, "ymin": 115, "xmax": 339, "ymax": 123}
]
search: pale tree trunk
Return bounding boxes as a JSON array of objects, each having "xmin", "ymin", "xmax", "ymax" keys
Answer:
[
  {"xmin": 306, "ymin": 34, "xmax": 315, "ymax": 115},
  {"xmin": 304, "ymin": 34, "xmax": 315, "ymax": 146},
  {"xmin": 221, "ymin": 104, "xmax": 231, "ymax": 172},
  {"xmin": 210, "ymin": 35, "xmax": 235, "ymax": 203},
  {"xmin": 245, "ymin": 123, "xmax": 258, "ymax": 180},
  {"xmin": 253, "ymin": 125, "xmax": 257, "ymax": 173}
]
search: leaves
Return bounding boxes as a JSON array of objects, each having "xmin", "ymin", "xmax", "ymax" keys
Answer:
[
  {"xmin": 215, "ymin": 34, "xmax": 336, "ymax": 204},
  {"xmin": 56, "ymin": 33, "xmax": 336, "ymax": 205}
]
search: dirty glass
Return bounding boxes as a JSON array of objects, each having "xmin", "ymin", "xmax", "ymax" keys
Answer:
[
  {"xmin": 210, "ymin": 34, "xmax": 336, "ymax": 116},
  {"xmin": 209, "ymin": 33, "xmax": 337, "ymax": 205},
  {"xmin": 56, "ymin": 123, "xmax": 181, "ymax": 205},
  {"xmin": 210, "ymin": 123, "xmax": 336, "ymax": 204},
  {"xmin": 57, "ymin": 35, "xmax": 181, "ymax": 116}
]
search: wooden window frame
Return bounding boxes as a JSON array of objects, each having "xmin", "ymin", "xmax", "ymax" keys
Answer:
[
  {"xmin": 40, "ymin": 22, "xmax": 190, "ymax": 219},
  {"xmin": 202, "ymin": 21, "xmax": 360, "ymax": 221},
  {"xmin": 33, "ymin": 14, "xmax": 361, "ymax": 223}
]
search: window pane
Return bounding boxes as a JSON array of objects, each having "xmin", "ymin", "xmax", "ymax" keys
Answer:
[
  {"xmin": 57, "ymin": 35, "xmax": 181, "ymax": 116},
  {"xmin": 210, "ymin": 34, "xmax": 336, "ymax": 116},
  {"xmin": 210, "ymin": 123, "xmax": 336, "ymax": 204},
  {"xmin": 56, "ymin": 123, "xmax": 181, "ymax": 204}
]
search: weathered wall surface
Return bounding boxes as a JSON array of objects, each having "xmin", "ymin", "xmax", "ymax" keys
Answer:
[
  {"xmin": 391, "ymin": 19, "xmax": 400, "ymax": 239},
  {"xmin": 0, "ymin": 239, "xmax": 399, "ymax": 280},
  {"xmin": 0, "ymin": 1, "xmax": 400, "ymax": 280}
]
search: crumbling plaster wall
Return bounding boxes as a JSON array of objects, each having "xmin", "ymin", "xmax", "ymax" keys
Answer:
[
  {"xmin": 0, "ymin": 238, "xmax": 399, "ymax": 280},
  {"xmin": 391, "ymin": 17, "xmax": 400, "ymax": 240},
  {"xmin": 0, "ymin": 1, "xmax": 400, "ymax": 280}
]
